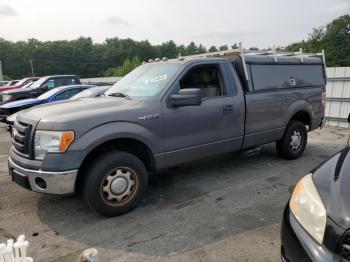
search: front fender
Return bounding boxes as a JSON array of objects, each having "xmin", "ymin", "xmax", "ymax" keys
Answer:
[{"xmin": 69, "ymin": 121, "xmax": 161, "ymax": 156}]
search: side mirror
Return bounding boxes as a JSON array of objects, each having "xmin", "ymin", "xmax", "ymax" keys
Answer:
[
  {"xmin": 348, "ymin": 113, "xmax": 350, "ymax": 123},
  {"xmin": 41, "ymin": 84, "xmax": 48, "ymax": 90},
  {"xmin": 171, "ymin": 88, "xmax": 202, "ymax": 107}
]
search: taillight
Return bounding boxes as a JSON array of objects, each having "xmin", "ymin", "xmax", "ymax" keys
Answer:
[{"xmin": 322, "ymin": 92, "xmax": 327, "ymax": 108}]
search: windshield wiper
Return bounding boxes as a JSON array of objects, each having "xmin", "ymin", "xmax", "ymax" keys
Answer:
[{"xmin": 108, "ymin": 92, "xmax": 131, "ymax": 99}]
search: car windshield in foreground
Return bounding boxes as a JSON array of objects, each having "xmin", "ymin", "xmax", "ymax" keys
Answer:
[
  {"xmin": 105, "ymin": 63, "xmax": 182, "ymax": 99},
  {"xmin": 71, "ymin": 87, "xmax": 108, "ymax": 99},
  {"xmin": 71, "ymin": 89, "xmax": 96, "ymax": 99}
]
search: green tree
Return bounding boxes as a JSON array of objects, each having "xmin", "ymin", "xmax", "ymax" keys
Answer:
[
  {"xmin": 176, "ymin": 44, "xmax": 186, "ymax": 57},
  {"xmin": 104, "ymin": 57, "xmax": 141, "ymax": 77},
  {"xmin": 186, "ymin": 42, "xmax": 198, "ymax": 55},
  {"xmin": 249, "ymin": 47, "xmax": 259, "ymax": 51},
  {"xmin": 231, "ymin": 43, "xmax": 239, "ymax": 49},
  {"xmin": 159, "ymin": 40, "xmax": 178, "ymax": 59},
  {"xmin": 3, "ymin": 75, "xmax": 11, "ymax": 80},
  {"xmin": 219, "ymin": 45, "xmax": 228, "ymax": 51},
  {"xmin": 208, "ymin": 46, "xmax": 218, "ymax": 52},
  {"xmin": 285, "ymin": 15, "xmax": 350, "ymax": 66}
]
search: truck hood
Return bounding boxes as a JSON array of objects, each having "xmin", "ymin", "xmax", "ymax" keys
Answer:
[
  {"xmin": 18, "ymin": 97, "xmax": 155, "ymax": 133},
  {"xmin": 313, "ymin": 146, "xmax": 350, "ymax": 230},
  {"xmin": 2, "ymin": 87, "xmax": 36, "ymax": 95},
  {"xmin": 1, "ymin": 98, "xmax": 43, "ymax": 109}
]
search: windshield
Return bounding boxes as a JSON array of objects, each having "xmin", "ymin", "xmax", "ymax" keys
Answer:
[
  {"xmin": 21, "ymin": 82, "xmax": 34, "ymax": 89},
  {"xmin": 105, "ymin": 63, "xmax": 182, "ymax": 99},
  {"xmin": 71, "ymin": 89, "xmax": 96, "ymax": 99},
  {"xmin": 6, "ymin": 80, "xmax": 19, "ymax": 86},
  {"xmin": 30, "ymin": 77, "xmax": 49, "ymax": 88},
  {"xmin": 37, "ymin": 88, "xmax": 60, "ymax": 99},
  {"xmin": 14, "ymin": 78, "xmax": 29, "ymax": 86}
]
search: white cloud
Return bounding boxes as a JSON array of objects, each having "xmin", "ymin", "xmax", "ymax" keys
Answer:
[
  {"xmin": 105, "ymin": 16, "xmax": 129, "ymax": 26},
  {"xmin": 0, "ymin": 4, "xmax": 16, "ymax": 17}
]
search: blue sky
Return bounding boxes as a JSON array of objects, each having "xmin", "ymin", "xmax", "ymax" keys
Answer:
[{"xmin": 0, "ymin": 0, "xmax": 349, "ymax": 48}]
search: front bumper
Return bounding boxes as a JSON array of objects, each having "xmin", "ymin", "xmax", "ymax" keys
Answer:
[
  {"xmin": 281, "ymin": 206, "xmax": 341, "ymax": 262},
  {"xmin": 8, "ymin": 157, "xmax": 78, "ymax": 195}
]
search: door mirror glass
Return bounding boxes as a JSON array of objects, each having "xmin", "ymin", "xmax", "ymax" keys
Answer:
[{"xmin": 171, "ymin": 88, "xmax": 202, "ymax": 107}]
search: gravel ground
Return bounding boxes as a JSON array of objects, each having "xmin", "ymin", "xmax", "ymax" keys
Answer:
[{"xmin": 0, "ymin": 123, "xmax": 349, "ymax": 262}]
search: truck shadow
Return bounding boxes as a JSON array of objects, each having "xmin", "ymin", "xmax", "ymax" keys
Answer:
[{"xmin": 36, "ymin": 143, "xmax": 329, "ymax": 256}]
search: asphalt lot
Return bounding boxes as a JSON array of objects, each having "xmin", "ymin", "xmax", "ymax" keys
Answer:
[{"xmin": 0, "ymin": 123, "xmax": 349, "ymax": 262}]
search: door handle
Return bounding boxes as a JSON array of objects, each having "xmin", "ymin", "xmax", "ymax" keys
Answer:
[{"xmin": 223, "ymin": 105, "xmax": 233, "ymax": 114}]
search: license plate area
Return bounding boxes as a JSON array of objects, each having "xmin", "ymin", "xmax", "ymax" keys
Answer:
[{"xmin": 10, "ymin": 168, "xmax": 32, "ymax": 190}]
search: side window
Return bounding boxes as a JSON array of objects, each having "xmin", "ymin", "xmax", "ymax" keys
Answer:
[
  {"xmin": 64, "ymin": 78, "xmax": 77, "ymax": 86},
  {"xmin": 67, "ymin": 88, "xmax": 83, "ymax": 97},
  {"xmin": 54, "ymin": 78, "xmax": 67, "ymax": 87},
  {"xmin": 250, "ymin": 64, "xmax": 325, "ymax": 91},
  {"xmin": 180, "ymin": 65, "xmax": 225, "ymax": 99},
  {"xmin": 46, "ymin": 80, "xmax": 56, "ymax": 89},
  {"xmin": 54, "ymin": 89, "xmax": 81, "ymax": 101}
]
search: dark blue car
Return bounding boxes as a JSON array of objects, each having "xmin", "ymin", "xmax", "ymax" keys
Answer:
[{"xmin": 0, "ymin": 84, "xmax": 94, "ymax": 123}]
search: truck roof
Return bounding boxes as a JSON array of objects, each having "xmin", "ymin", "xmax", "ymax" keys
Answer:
[
  {"xmin": 163, "ymin": 54, "xmax": 323, "ymax": 65},
  {"xmin": 43, "ymin": 75, "xmax": 79, "ymax": 78},
  {"xmin": 241, "ymin": 54, "xmax": 323, "ymax": 64}
]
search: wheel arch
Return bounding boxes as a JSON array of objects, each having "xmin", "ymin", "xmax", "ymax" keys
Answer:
[
  {"xmin": 75, "ymin": 137, "xmax": 156, "ymax": 191},
  {"xmin": 289, "ymin": 111, "xmax": 311, "ymax": 129},
  {"xmin": 285, "ymin": 101, "xmax": 313, "ymax": 130}
]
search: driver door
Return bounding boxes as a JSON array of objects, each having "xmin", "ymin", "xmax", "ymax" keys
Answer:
[{"xmin": 162, "ymin": 62, "xmax": 244, "ymax": 167}]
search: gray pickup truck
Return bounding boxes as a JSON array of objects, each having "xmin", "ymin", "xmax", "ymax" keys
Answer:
[{"xmin": 8, "ymin": 50, "xmax": 326, "ymax": 216}]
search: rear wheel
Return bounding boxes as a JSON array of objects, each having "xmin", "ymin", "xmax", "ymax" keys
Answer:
[
  {"xmin": 82, "ymin": 151, "xmax": 148, "ymax": 217},
  {"xmin": 276, "ymin": 121, "xmax": 307, "ymax": 160}
]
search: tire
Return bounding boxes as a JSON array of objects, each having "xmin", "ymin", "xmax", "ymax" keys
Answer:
[
  {"xmin": 82, "ymin": 150, "xmax": 148, "ymax": 217},
  {"xmin": 276, "ymin": 120, "xmax": 307, "ymax": 160}
]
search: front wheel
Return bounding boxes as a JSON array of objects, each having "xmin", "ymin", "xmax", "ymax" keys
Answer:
[
  {"xmin": 82, "ymin": 151, "xmax": 148, "ymax": 217},
  {"xmin": 276, "ymin": 121, "xmax": 307, "ymax": 160}
]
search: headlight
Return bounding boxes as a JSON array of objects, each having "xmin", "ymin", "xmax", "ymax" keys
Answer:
[
  {"xmin": 34, "ymin": 130, "xmax": 74, "ymax": 160},
  {"xmin": 2, "ymin": 95, "xmax": 12, "ymax": 102},
  {"xmin": 290, "ymin": 173, "xmax": 326, "ymax": 244}
]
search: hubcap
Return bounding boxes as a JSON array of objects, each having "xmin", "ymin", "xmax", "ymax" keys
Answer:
[
  {"xmin": 110, "ymin": 177, "xmax": 128, "ymax": 194},
  {"xmin": 100, "ymin": 167, "xmax": 138, "ymax": 206},
  {"xmin": 290, "ymin": 130, "xmax": 302, "ymax": 151}
]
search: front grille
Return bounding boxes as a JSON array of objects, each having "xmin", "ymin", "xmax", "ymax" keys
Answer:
[
  {"xmin": 338, "ymin": 230, "xmax": 350, "ymax": 261},
  {"xmin": 12, "ymin": 120, "xmax": 32, "ymax": 158}
]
